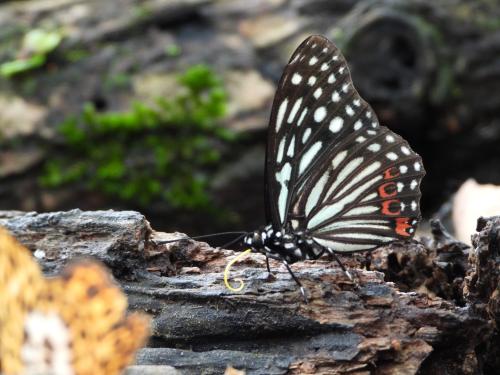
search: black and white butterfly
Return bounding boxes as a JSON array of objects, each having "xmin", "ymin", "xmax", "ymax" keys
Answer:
[
  {"xmin": 239, "ymin": 35, "xmax": 425, "ymax": 295},
  {"xmin": 161, "ymin": 35, "xmax": 425, "ymax": 300}
]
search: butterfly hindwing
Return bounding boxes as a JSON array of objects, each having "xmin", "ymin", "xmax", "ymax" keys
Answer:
[
  {"xmin": 300, "ymin": 126, "xmax": 424, "ymax": 252},
  {"xmin": 266, "ymin": 35, "xmax": 425, "ymax": 252}
]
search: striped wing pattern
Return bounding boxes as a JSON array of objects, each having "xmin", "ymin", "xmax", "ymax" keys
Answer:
[{"xmin": 266, "ymin": 35, "xmax": 425, "ymax": 252}]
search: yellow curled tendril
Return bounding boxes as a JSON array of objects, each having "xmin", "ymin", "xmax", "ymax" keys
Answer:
[{"xmin": 224, "ymin": 249, "xmax": 252, "ymax": 292}]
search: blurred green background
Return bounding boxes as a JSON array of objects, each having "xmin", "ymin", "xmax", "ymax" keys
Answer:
[{"xmin": 2, "ymin": 0, "xmax": 500, "ymax": 234}]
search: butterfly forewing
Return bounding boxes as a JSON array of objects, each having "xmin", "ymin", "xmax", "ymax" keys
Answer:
[{"xmin": 266, "ymin": 35, "xmax": 425, "ymax": 253}]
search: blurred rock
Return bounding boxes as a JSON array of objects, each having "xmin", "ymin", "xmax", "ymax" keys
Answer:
[
  {"xmin": 204, "ymin": 0, "xmax": 286, "ymax": 17},
  {"xmin": 225, "ymin": 69, "xmax": 274, "ymax": 130},
  {"xmin": 0, "ymin": 149, "xmax": 44, "ymax": 178},
  {"xmin": 2, "ymin": 0, "xmax": 500, "ymax": 236},
  {"xmin": 132, "ymin": 72, "xmax": 181, "ymax": 104},
  {"xmin": 453, "ymin": 179, "xmax": 500, "ymax": 244},
  {"xmin": 239, "ymin": 14, "xmax": 305, "ymax": 49},
  {"xmin": 0, "ymin": 95, "xmax": 46, "ymax": 139}
]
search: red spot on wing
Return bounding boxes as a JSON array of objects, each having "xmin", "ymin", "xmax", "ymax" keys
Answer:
[
  {"xmin": 378, "ymin": 182, "xmax": 397, "ymax": 198},
  {"xmin": 382, "ymin": 200, "xmax": 401, "ymax": 215},
  {"xmin": 384, "ymin": 167, "xmax": 400, "ymax": 180},
  {"xmin": 395, "ymin": 217, "xmax": 412, "ymax": 237}
]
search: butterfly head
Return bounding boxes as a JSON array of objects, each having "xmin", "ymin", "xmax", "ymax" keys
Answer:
[{"xmin": 243, "ymin": 225, "xmax": 281, "ymax": 256}]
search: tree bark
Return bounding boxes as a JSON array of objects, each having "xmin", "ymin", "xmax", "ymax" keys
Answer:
[{"xmin": 1, "ymin": 209, "xmax": 499, "ymax": 374}]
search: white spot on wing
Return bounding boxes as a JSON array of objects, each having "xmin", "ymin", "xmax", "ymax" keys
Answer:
[
  {"xmin": 313, "ymin": 88, "xmax": 322, "ymax": 99},
  {"xmin": 411, "ymin": 201, "xmax": 417, "ymax": 211},
  {"xmin": 328, "ymin": 74, "xmax": 335, "ymax": 83},
  {"xmin": 338, "ymin": 233, "xmax": 394, "ymax": 242},
  {"xmin": 410, "ymin": 180, "xmax": 418, "ymax": 190},
  {"xmin": 308, "ymin": 76, "xmax": 317, "ymax": 86},
  {"xmin": 353, "ymin": 99, "xmax": 361, "ymax": 107},
  {"xmin": 386, "ymin": 135, "xmax": 395, "ymax": 143},
  {"xmin": 356, "ymin": 136, "xmax": 366, "ymax": 143},
  {"xmin": 317, "ymin": 219, "xmax": 389, "ymax": 233},
  {"xmin": 299, "ymin": 142, "xmax": 322, "ymax": 175},
  {"xmin": 302, "ymin": 128, "xmax": 312, "ymax": 143},
  {"xmin": 309, "ymin": 56, "xmax": 318, "ymax": 65},
  {"xmin": 400, "ymin": 165, "xmax": 408, "ymax": 174},
  {"xmin": 287, "ymin": 136, "xmax": 295, "ymax": 157},
  {"xmin": 335, "ymin": 161, "xmax": 381, "ymax": 199},
  {"xmin": 344, "ymin": 205, "xmax": 379, "ymax": 216},
  {"xmin": 397, "ymin": 182, "xmax": 404, "ymax": 192},
  {"xmin": 332, "ymin": 150, "xmax": 347, "ymax": 169},
  {"xmin": 291, "ymin": 73, "xmax": 302, "ymax": 85},
  {"xmin": 314, "ymin": 107, "xmax": 327, "ymax": 122},
  {"xmin": 331, "ymin": 91, "xmax": 340, "ymax": 102},
  {"xmin": 310, "ymin": 175, "xmax": 382, "ymax": 228},
  {"xmin": 324, "ymin": 157, "xmax": 364, "ymax": 201},
  {"xmin": 354, "ymin": 120, "xmax": 362, "ymax": 130},
  {"xmin": 329, "ymin": 117, "xmax": 344, "ymax": 133},
  {"xmin": 305, "ymin": 171, "xmax": 330, "ymax": 216},
  {"xmin": 342, "ymin": 83, "xmax": 349, "ymax": 93},
  {"xmin": 276, "ymin": 99, "xmax": 288, "ymax": 133},
  {"xmin": 313, "ymin": 239, "xmax": 374, "ymax": 252},
  {"xmin": 321, "ymin": 63, "xmax": 329, "ymax": 71},
  {"xmin": 361, "ymin": 192, "xmax": 377, "ymax": 202},
  {"xmin": 414, "ymin": 162, "xmax": 421, "ymax": 171},
  {"xmin": 401, "ymin": 146, "xmax": 410, "ymax": 155},
  {"xmin": 386, "ymin": 152, "xmax": 398, "ymax": 160},
  {"xmin": 288, "ymin": 98, "xmax": 303, "ymax": 123},
  {"xmin": 277, "ymin": 138, "xmax": 285, "ymax": 163},
  {"xmin": 367, "ymin": 143, "xmax": 381, "ymax": 152},
  {"xmin": 297, "ymin": 108, "xmax": 308, "ymax": 126},
  {"xmin": 345, "ymin": 105, "xmax": 354, "ymax": 116},
  {"xmin": 276, "ymin": 162, "xmax": 292, "ymax": 223}
]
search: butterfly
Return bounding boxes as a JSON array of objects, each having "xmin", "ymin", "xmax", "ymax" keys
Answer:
[
  {"xmin": 237, "ymin": 35, "xmax": 425, "ymax": 297},
  {"xmin": 0, "ymin": 227, "xmax": 149, "ymax": 375}
]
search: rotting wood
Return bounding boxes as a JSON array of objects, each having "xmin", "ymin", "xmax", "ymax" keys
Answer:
[{"xmin": 1, "ymin": 209, "xmax": 499, "ymax": 374}]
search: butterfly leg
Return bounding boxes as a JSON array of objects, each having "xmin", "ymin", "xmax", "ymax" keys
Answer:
[
  {"xmin": 326, "ymin": 249, "xmax": 354, "ymax": 282},
  {"xmin": 282, "ymin": 260, "xmax": 308, "ymax": 304},
  {"xmin": 266, "ymin": 256, "xmax": 272, "ymax": 274}
]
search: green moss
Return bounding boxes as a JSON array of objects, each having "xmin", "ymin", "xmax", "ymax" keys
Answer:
[
  {"xmin": 40, "ymin": 65, "xmax": 235, "ymax": 210},
  {"xmin": 64, "ymin": 49, "xmax": 90, "ymax": 63},
  {"xmin": 165, "ymin": 44, "xmax": 182, "ymax": 57},
  {"xmin": 104, "ymin": 73, "xmax": 131, "ymax": 90},
  {"xmin": 133, "ymin": 4, "xmax": 153, "ymax": 20},
  {"xmin": 0, "ymin": 28, "xmax": 63, "ymax": 77}
]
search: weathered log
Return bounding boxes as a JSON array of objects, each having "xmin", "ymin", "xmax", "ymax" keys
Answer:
[
  {"xmin": 0, "ymin": 209, "xmax": 151, "ymax": 276},
  {"xmin": 1, "ymin": 209, "xmax": 499, "ymax": 374}
]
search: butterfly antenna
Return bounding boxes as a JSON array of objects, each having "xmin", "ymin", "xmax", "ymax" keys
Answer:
[
  {"xmin": 154, "ymin": 231, "xmax": 248, "ymax": 245},
  {"xmin": 219, "ymin": 232, "xmax": 249, "ymax": 250}
]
